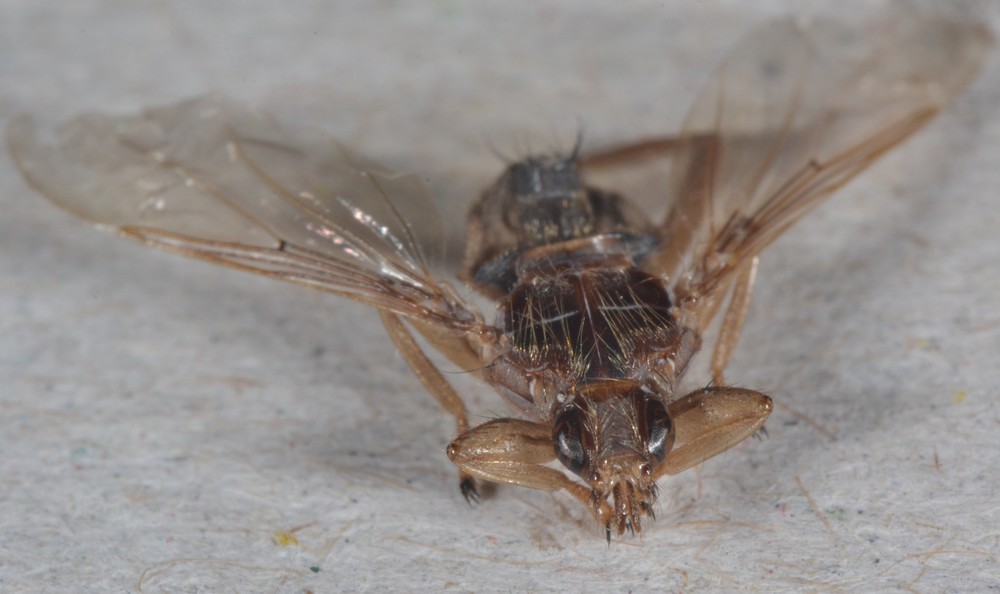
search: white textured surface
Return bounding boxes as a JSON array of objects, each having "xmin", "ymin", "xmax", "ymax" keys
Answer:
[{"xmin": 2, "ymin": 1, "xmax": 999, "ymax": 592}]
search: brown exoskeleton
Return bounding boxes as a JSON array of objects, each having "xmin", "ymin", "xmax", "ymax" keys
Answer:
[{"xmin": 8, "ymin": 12, "xmax": 990, "ymax": 540}]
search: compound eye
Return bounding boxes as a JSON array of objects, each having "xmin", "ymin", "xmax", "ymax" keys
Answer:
[
  {"xmin": 553, "ymin": 408, "xmax": 589, "ymax": 475},
  {"xmin": 643, "ymin": 398, "xmax": 674, "ymax": 464}
]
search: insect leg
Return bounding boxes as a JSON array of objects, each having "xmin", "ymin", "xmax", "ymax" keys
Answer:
[
  {"xmin": 408, "ymin": 318, "xmax": 486, "ymax": 382},
  {"xmin": 579, "ymin": 134, "xmax": 710, "ymax": 170},
  {"xmin": 447, "ymin": 418, "xmax": 613, "ymax": 526},
  {"xmin": 586, "ymin": 132, "xmax": 726, "ymax": 287},
  {"xmin": 656, "ymin": 386, "xmax": 772, "ymax": 479},
  {"xmin": 709, "ymin": 256, "xmax": 759, "ymax": 385},
  {"xmin": 378, "ymin": 311, "xmax": 479, "ymax": 499}
]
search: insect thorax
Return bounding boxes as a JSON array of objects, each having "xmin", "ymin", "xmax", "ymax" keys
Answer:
[{"xmin": 463, "ymin": 155, "xmax": 657, "ymax": 298}]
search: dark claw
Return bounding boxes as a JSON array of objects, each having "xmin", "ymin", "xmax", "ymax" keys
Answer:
[
  {"xmin": 605, "ymin": 525, "xmax": 612, "ymax": 547},
  {"xmin": 460, "ymin": 477, "xmax": 480, "ymax": 504},
  {"xmin": 641, "ymin": 501, "xmax": 656, "ymax": 521},
  {"xmin": 753, "ymin": 425, "xmax": 769, "ymax": 440}
]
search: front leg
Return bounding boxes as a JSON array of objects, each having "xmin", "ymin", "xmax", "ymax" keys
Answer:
[
  {"xmin": 448, "ymin": 388, "xmax": 771, "ymax": 535},
  {"xmin": 658, "ymin": 386, "xmax": 773, "ymax": 478},
  {"xmin": 447, "ymin": 419, "xmax": 613, "ymax": 526}
]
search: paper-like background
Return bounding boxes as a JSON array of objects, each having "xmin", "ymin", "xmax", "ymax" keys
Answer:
[{"xmin": 2, "ymin": 1, "xmax": 998, "ymax": 592}]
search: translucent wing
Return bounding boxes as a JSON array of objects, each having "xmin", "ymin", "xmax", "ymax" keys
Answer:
[
  {"xmin": 8, "ymin": 95, "xmax": 482, "ymax": 333},
  {"xmin": 646, "ymin": 13, "xmax": 992, "ymax": 329}
]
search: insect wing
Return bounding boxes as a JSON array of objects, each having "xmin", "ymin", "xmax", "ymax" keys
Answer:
[
  {"xmin": 646, "ymin": 13, "xmax": 992, "ymax": 328},
  {"xmin": 8, "ymin": 95, "xmax": 480, "ymax": 331}
]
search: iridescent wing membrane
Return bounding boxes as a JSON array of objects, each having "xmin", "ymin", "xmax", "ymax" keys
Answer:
[
  {"xmin": 641, "ymin": 14, "xmax": 991, "ymax": 329},
  {"xmin": 8, "ymin": 96, "xmax": 482, "ymax": 334},
  {"xmin": 7, "ymin": 13, "xmax": 991, "ymax": 356}
]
